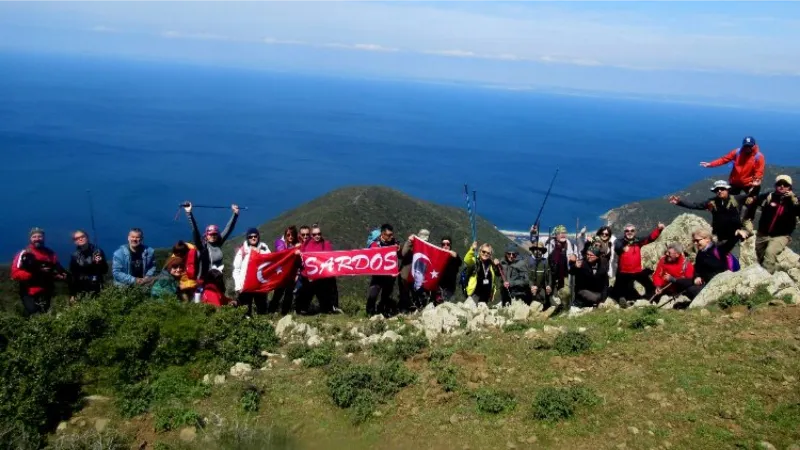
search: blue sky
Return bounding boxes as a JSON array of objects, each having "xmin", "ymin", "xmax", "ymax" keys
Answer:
[{"xmin": 1, "ymin": 2, "xmax": 799, "ymax": 107}]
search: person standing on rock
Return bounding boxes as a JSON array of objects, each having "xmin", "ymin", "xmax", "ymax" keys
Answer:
[
  {"xmin": 232, "ymin": 228, "xmax": 271, "ymax": 316},
  {"xmin": 568, "ymin": 247, "xmax": 609, "ymax": 307},
  {"xmin": 612, "ymin": 223, "xmax": 664, "ymax": 306},
  {"xmin": 673, "ymin": 227, "xmax": 746, "ymax": 299},
  {"xmin": 699, "ymin": 136, "xmax": 764, "ymax": 199},
  {"xmin": 464, "ymin": 242, "xmax": 498, "ymax": 304},
  {"xmin": 11, "ymin": 228, "xmax": 67, "ymax": 316},
  {"xmin": 436, "ymin": 236, "xmax": 462, "ymax": 304},
  {"xmin": 499, "ymin": 244, "xmax": 531, "ymax": 306},
  {"xmin": 669, "ymin": 180, "xmax": 745, "ymax": 246},
  {"xmin": 743, "ymin": 174, "xmax": 800, "ymax": 273},
  {"xmin": 653, "ymin": 243, "xmax": 695, "ymax": 298},
  {"xmin": 366, "ymin": 224, "xmax": 400, "ymax": 316},
  {"xmin": 184, "ymin": 201, "xmax": 239, "ymax": 280}
]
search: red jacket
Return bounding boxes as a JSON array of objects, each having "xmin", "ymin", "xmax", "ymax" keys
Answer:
[
  {"xmin": 653, "ymin": 254, "xmax": 695, "ymax": 288},
  {"xmin": 614, "ymin": 228, "xmax": 662, "ymax": 274},
  {"xmin": 708, "ymin": 146, "xmax": 765, "ymax": 188},
  {"xmin": 201, "ymin": 284, "xmax": 232, "ymax": 307},
  {"xmin": 11, "ymin": 245, "xmax": 62, "ymax": 296},
  {"xmin": 301, "ymin": 239, "xmax": 333, "ymax": 253}
]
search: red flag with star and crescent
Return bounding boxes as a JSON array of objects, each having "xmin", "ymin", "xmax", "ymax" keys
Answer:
[
  {"xmin": 407, "ymin": 238, "xmax": 451, "ymax": 291},
  {"xmin": 241, "ymin": 248, "xmax": 299, "ymax": 293}
]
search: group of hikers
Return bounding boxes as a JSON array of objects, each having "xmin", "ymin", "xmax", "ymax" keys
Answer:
[{"xmin": 10, "ymin": 136, "xmax": 800, "ymax": 316}]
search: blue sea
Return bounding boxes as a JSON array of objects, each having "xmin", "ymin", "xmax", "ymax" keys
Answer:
[{"xmin": 2, "ymin": 52, "xmax": 799, "ymax": 262}]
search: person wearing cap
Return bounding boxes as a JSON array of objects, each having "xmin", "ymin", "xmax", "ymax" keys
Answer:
[
  {"xmin": 151, "ymin": 256, "xmax": 186, "ymax": 299},
  {"xmin": 612, "ymin": 222, "xmax": 665, "ymax": 306},
  {"xmin": 68, "ymin": 229, "xmax": 108, "ymax": 301},
  {"xmin": 568, "ymin": 247, "xmax": 609, "ymax": 308},
  {"xmin": 545, "ymin": 225, "xmax": 578, "ymax": 292},
  {"xmin": 743, "ymin": 174, "xmax": 800, "ymax": 273},
  {"xmin": 183, "ymin": 201, "xmax": 239, "ymax": 280},
  {"xmin": 112, "ymin": 228, "xmax": 157, "ymax": 287},
  {"xmin": 498, "ymin": 243, "xmax": 531, "ymax": 306},
  {"xmin": 669, "ymin": 180, "xmax": 746, "ymax": 246},
  {"xmin": 435, "ymin": 235, "xmax": 462, "ymax": 304},
  {"xmin": 11, "ymin": 228, "xmax": 67, "ymax": 316},
  {"xmin": 464, "ymin": 241, "xmax": 498, "ymax": 304},
  {"xmin": 232, "ymin": 228, "xmax": 271, "ymax": 316},
  {"xmin": 367, "ymin": 223, "xmax": 400, "ymax": 315},
  {"xmin": 700, "ymin": 136, "xmax": 765, "ymax": 198},
  {"xmin": 527, "ymin": 240, "xmax": 553, "ymax": 307}
]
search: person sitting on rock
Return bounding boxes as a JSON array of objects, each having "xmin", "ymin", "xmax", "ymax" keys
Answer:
[
  {"xmin": 672, "ymin": 227, "xmax": 746, "ymax": 299},
  {"xmin": 464, "ymin": 241, "xmax": 498, "ymax": 304},
  {"xmin": 669, "ymin": 180, "xmax": 745, "ymax": 247},
  {"xmin": 653, "ymin": 243, "xmax": 695, "ymax": 298},
  {"xmin": 568, "ymin": 247, "xmax": 609, "ymax": 308},
  {"xmin": 699, "ymin": 136, "xmax": 764, "ymax": 198},
  {"xmin": 499, "ymin": 244, "xmax": 531, "ymax": 306},
  {"xmin": 743, "ymin": 174, "xmax": 800, "ymax": 273},
  {"xmin": 612, "ymin": 222, "xmax": 664, "ymax": 307}
]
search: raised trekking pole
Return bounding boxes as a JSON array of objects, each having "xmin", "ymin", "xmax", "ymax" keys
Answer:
[
  {"xmin": 178, "ymin": 202, "xmax": 249, "ymax": 210},
  {"xmin": 569, "ymin": 218, "xmax": 579, "ymax": 308},
  {"xmin": 87, "ymin": 190, "xmax": 98, "ymax": 245},
  {"xmin": 472, "ymin": 190, "xmax": 478, "ymax": 243},
  {"xmin": 464, "ymin": 185, "xmax": 477, "ymax": 245},
  {"xmin": 533, "ymin": 167, "xmax": 559, "ymax": 231}
]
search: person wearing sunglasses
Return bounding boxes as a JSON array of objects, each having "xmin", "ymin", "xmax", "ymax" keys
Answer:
[
  {"xmin": 545, "ymin": 225, "xmax": 578, "ymax": 293},
  {"xmin": 699, "ymin": 136, "xmax": 764, "ymax": 199},
  {"xmin": 232, "ymin": 228, "xmax": 271, "ymax": 316},
  {"xmin": 464, "ymin": 241, "xmax": 499, "ymax": 304},
  {"xmin": 297, "ymin": 225, "xmax": 339, "ymax": 314},
  {"xmin": 669, "ymin": 180, "xmax": 746, "ymax": 247},
  {"xmin": 150, "ymin": 256, "xmax": 186, "ymax": 299},
  {"xmin": 672, "ymin": 226, "xmax": 746, "ymax": 299},
  {"xmin": 581, "ymin": 225, "xmax": 617, "ymax": 278},
  {"xmin": 183, "ymin": 201, "xmax": 239, "ymax": 280},
  {"xmin": 68, "ymin": 229, "xmax": 108, "ymax": 301},
  {"xmin": 743, "ymin": 174, "xmax": 800, "ymax": 273},
  {"xmin": 367, "ymin": 223, "xmax": 400, "ymax": 316},
  {"xmin": 569, "ymin": 247, "xmax": 610, "ymax": 307},
  {"xmin": 612, "ymin": 222, "xmax": 665, "ymax": 307},
  {"xmin": 11, "ymin": 227, "xmax": 67, "ymax": 316},
  {"xmin": 498, "ymin": 243, "xmax": 531, "ymax": 306},
  {"xmin": 435, "ymin": 236, "xmax": 462, "ymax": 304},
  {"xmin": 269, "ymin": 226, "xmax": 300, "ymax": 315}
]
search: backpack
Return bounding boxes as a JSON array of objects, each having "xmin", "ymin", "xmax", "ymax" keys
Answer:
[
  {"xmin": 712, "ymin": 248, "xmax": 741, "ymax": 272},
  {"xmin": 366, "ymin": 228, "xmax": 381, "ymax": 247}
]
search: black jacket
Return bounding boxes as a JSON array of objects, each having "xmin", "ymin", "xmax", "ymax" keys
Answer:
[
  {"xmin": 694, "ymin": 238, "xmax": 736, "ymax": 284},
  {"xmin": 439, "ymin": 253, "xmax": 462, "ymax": 293},
  {"xmin": 69, "ymin": 244, "xmax": 108, "ymax": 296},
  {"xmin": 677, "ymin": 197, "xmax": 743, "ymax": 241},
  {"xmin": 569, "ymin": 259, "xmax": 609, "ymax": 299},
  {"xmin": 745, "ymin": 190, "xmax": 800, "ymax": 237}
]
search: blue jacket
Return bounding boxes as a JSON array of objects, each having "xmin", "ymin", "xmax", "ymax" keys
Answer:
[{"xmin": 112, "ymin": 245, "xmax": 156, "ymax": 286}]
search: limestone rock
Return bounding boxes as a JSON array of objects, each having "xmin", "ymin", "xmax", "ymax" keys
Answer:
[
  {"xmin": 381, "ymin": 330, "xmax": 402, "ymax": 343},
  {"xmin": 94, "ymin": 418, "xmax": 109, "ymax": 432},
  {"xmin": 306, "ymin": 334, "xmax": 323, "ymax": 347},
  {"xmin": 369, "ymin": 314, "xmax": 385, "ymax": 322},
  {"xmin": 632, "ymin": 300, "xmax": 651, "ymax": 308},
  {"xmin": 229, "ymin": 362, "xmax": 253, "ymax": 378},
  {"xmin": 739, "ymin": 235, "xmax": 758, "ymax": 268},
  {"xmin": 56, "ymin": 421, "xmax": 67, "ymax": 433},
  {"xmin": 767, "ymin": 271, "xmax": 794, "ymax": 295},
  {"xmin": 507, "ymin": 300, "xmax": 531, "ymax": 321},
  {"xmin": 690, "ymin": 265, "xmax": 771, "ymax": 308},
  {"xmin": 179, "ymin": 427, "xmax": 197, "ymax": 442},
  {"xmin": 788, "ymin": 268, "xmax": 800, "ymax": 283},
  {"xmin": 567, "ymin": 306, "xmax": 592, "ymax": 318},
  {"xmin": 641, "ymin": 213, "xmax": 711, "ymax": 270},
  {"xmin": 599, "ymin": 298, "xmax": 619, "ymax": 309},
  {"xmin": 757, "ymin": 442, "xmax": 776, "ymax": 450},
  {"xmin": 775, "ymin": 247, "xmax": 800, "ymax": 272},
  {"xmin": 275, "ymin": 315, "xmax": 294, "ymax": 337},
  {"xmin": 776, "ymin": 286, "xmax": 800, "ymax": 305}
]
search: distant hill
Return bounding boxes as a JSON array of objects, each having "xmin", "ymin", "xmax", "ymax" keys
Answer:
[
  {"xmin": 221, "ymin": 186, "xmax": 519, "ymax": 307},
  {"xmin": 603, "ymin": 164, "xmax": 800, "ymax": 251}
]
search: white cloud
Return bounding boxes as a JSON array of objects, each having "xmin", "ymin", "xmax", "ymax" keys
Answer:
[
  {"xmin": 423, "ymin": 49, "xmax": 477, "ymax": 58},
  {"xmin": 263, "ymin": 37, "xmax": 305, "ymax": 46},
  {"xmin": 321, "ymin": 42, "xmax": 399, "ymax": 53},
  {"xmin": 161, "ymin": 30, "xmax": 229, "ymax": 41}
]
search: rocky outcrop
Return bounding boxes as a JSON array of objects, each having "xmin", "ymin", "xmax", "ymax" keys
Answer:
[
  {"xmin": 689, "ymin": 264, "xmax": 798, "ymax": 308},
  {"xmin": 640, "ymin": 214, "xmax": 711, "ymax": 270}
]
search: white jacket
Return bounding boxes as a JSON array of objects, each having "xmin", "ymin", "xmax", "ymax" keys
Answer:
[{"xmin": 232, "ymin": 241, "xmax": 271, "ymax": 292}]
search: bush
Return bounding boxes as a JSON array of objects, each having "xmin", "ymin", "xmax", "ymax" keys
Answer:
[
  {"xmin": 342, "ymin": 342, "xmax": 362, "ymax": 354},
  {"xmin": 240, "ymin": 385, "xmax": 262, "ymax": 413},
  {"xmin": 372, "ymin": 334, "xmax": 428, "ymax": 361},
  {"xmin": 363, "ymin": 320, "xmax": 387, "ymax": 336},
  {"xmin": 473, "ymin": 388, "xmax": 516, "ymax": 414},
  {"xmin": 285, "ymin": 344, "xmax": 311, "ymax": 361},
  {"xmin": 303, "ymin": 344, "xmax": 335, "ymax": 368},
  {"xmin": 553, "ymin": 331, "xmax": 593, "ymax": 355},
  {"xmin": 48, "ymin": 428, "xmax": 131, "ymax": 450},
  {"xmin": 629, "ymin": 306, "xmax": 661, "ymax": 329},
  {"xmin": 327, "ymin": 361, "xmax": 416, "ymax": 423},
  {"xmin": 502, "ymin": 322, "xmax": 529, "ymax": 333},
  {"xmin": 428, "ymin": 347, "xmax": 455, "ymax": 365},
  {"xmin": 718, "ymin": 285, "xmax": 773, "ymax": 310},
  {"xmin": 531, "ymin": 386, "xmax": 601, "ymax": 422},
  {"xmin": 435, "ymin": 364, "xmax": 461, "ymax": 392},
  {"xmin": 153, "ymin": 405, "xmax": 202, "ymax": 432}
]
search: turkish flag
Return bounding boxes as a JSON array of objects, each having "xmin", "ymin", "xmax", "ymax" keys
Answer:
[
  {"xmin": 241, "ymin": 248, "xmax": 299, "ymax": 293},
  {"xmin": 407, "ymin": 238, "xmax": 451, "ymax": 291}
]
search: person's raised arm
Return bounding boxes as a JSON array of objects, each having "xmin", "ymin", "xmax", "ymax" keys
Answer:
[
  {"xmin": 219, "ymin": 204, "xmax": 240, "ymax": 243},
  {"xmin": 700, "ymin": 149, "xmax": 737, "ymax": 168},
  {"xmin": 184, "ymin": 202, "xmax": 203, "ymax": 247}
]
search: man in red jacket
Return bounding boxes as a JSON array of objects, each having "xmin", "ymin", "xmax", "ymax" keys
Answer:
[
  {"xmin": 11, "ymin": 228, "xmax": 67, "ymax": 316},
  {"xmin": 653, "ymin": 243, "xmax": 695, "ymax": 298},
  {"xmin": 700, "ymin": 136, "xmax": 764, "ymax": 197},
  {"xmin": 612, "ymin": 222, "xmax": 664, "ymax": 307}
]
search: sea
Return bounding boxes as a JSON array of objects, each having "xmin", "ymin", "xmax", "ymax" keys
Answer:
[{"xmin": 2, "ymin": 52, "xmax": 799, "ymax": 262}]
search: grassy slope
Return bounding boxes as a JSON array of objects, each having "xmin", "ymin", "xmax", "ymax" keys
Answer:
[
  {"xmin": 604, "ymin": 164, "xmax": 800, "ymax": 250},
  {"xmin": 68, "ymin": 304, "xmax": 800, "ymax": 450}
]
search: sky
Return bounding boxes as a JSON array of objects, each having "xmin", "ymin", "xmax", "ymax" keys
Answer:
[{"xmin": 1, "ymin": 1, "xmax": 799, "ymax": 108}]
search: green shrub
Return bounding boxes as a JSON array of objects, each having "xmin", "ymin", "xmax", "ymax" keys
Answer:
[
  {"xmin": 350, "ymin": 391, "xmax": 379, "ymax": 424},
  {"xmin": 153, "ymin": 405, "xmax": 202, "ymax": 432},
  {"xmin": 553, "ymin": 331, "xmax": 593, "ymax": 355},
  {"xmin": 342, "ymin": 342, "xmax": 362, "ymax": 354},
  {"xmin": 363, "ymin": 320, "xmax": 387, "ymax": 336},
  {"xmin": 531, "ymin": 386, "xmax": 601, "ymax": 422},
  {"xmin": 629, "ymin": 306, "xmax": 661, "ymax": 329},
  {"xmin": 502, "ymin": 322, "xmax": 529, "ymax": 333},
  {"xmin": 531, "ymin": 338, "xmax": 552, "ymax": 350},
  {"xmin": 718, "ymin": 285, "xmax": 773, "ymax": 310},
  {"xmin": 240, "ymin": 385, "xmax": 262, "ymax": 413},
  {"xmin": 428, "ymin": 347, "xmax": 455, "ymax": 365},
  {"xmin": 435, "ymin": 364, "xmax": 460, "ymax": 392},
  {"xmin": 326, "ymin": 361, "xmax": 416, "ymax": 423},
  {"xmin": 372, "ymin": 334, "xmax": 428, "ymax": 361},
  {"xmin": 303, "ymin": 344, "xmax": 335, "ymax": 368},
  {"xmin": 473, "ymin": 388, "xmax": 516, "ymax": 414},
  {"xmin": 285, "ymin": 344, "xmax": 311, "ymax": 361}
]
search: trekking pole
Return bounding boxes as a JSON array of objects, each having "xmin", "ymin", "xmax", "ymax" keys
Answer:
[
  {"xmin": 178, "ymin": 202, "xmax": 249, "ymax": 210},
  {"xmin": 569, "ymin": 218, "xmax": 579, "ymax": 308},
  {"xmin": 650, "ymin": 283, "xmax": 671, "ymax": 302},
  {"xmin": 464, "ymin": 185, "xmax": 476, "ymax": 245},
  {"xmin": 532, "ymin": 167, "xmax": 559, "ymax": 230},
  {"xmin": 472, "ymin": 190, "xmax": 478, "ymax": 243},
  {"xmin": 87, "ymin": 190, "xmax": 98, "ymax": 245}
]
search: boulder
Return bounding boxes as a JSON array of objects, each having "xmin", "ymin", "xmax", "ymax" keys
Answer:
[
  {"xmin": 507, "ymin": 300, "xmax": 531, "ymax": 321},
  {"xmin": 632, "ymin": 299, "xmax": 651, "ymax": 308},
  {"xmin": 641, "ymin": 214, "xmax": 712, "ymax": 270},
  {"xmin": 775, "ymin": 286, "xmax": 800, "ymax": 305},
  {"xmin": 767, "ymin": 271, "xmax": 794, "ymax": 295},
  {"xmin": 213, "ymin": 375, "xmax": 226, "ymax": 385},
  {"xmin": 739, "ymin": 235, "xmax": 758, "ymax": 268},
  {"xmin": 306, "ymin": 335, "xmax": 324, "ymax": 347},
  {"xmin": 775, "ymin": 247, "xmax": 800, "ymax": 272},
  {"xmin": 229, "ymin": 362, "xmax": 253, "ymax": 378},
  {"xmin": 788, "ymin": 268, "xmax": 800, "ymax": 283},
  {"xmin": 381, "ymin": 330, "xmax": 402, "ymax": 343},
  {"xmin": 689, "ymin": 265, "xmax": 771, "ymax": 308},
  {"xmin": 275, "ymin": 315, "xmax": 294, "ymax": 337},
  {"xmin": 462, "ymin": 298, "xmax": 478, "ymax": 313}
]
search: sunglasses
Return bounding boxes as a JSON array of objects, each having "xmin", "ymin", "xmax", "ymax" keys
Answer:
[
  {"xmin": 73, "ymin": 235, "xmax": 87, "ymax": 241},
  {"xmin": 300, "ymin": 232, "xmax": 309, "ymax": 237},
  {"xmin": 207, "ymin": 233, "xmax": 220, "ymax": 237},
  {"xmin": 600, "ymin": 232, "xmax": 610, "ymax": 236},
  {"xmin": 713, "ymin": 188, "xmax": 728, "ymax": 192},
  {"xmin": 480, "ymin": 250, "xmax": 491, "ymax": 255},
  {"xmin": 624, "ymin": 229, "xmax": 636, "ymax": 233},
  {"xmin": 506, "ymin": 252, "xmax": 517, "ymax": 256},
  {"xmin": 776, "ymin": 182, "xmax": 791, "ymax": 188},
  {"xmin": 311, "ymin": 232, "xmax": 321, "ymax": 237},
  {"xmin": 247, "ymin": 235, "xmax": 259, "ymax": 239},
  {"xmin": 692, "ymin": 238, "xmax": 705, "ymax": 243},
  {"xmin": 441, "ymin": 242, "xmax": 451, "ymax": 246}
]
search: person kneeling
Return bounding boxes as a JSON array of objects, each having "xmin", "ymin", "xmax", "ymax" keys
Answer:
[
  {"xmin": 202, "ymin": 269, "xmax": 235, "ymax": 307},
  {"xmin": 672, "ymin": 227, "xmax": 747, "ymax": 299},
  {"xmin": 569, "ymin": 247, "xmax": 609, "ymax": 308},
  {"xmin": 151, "ymin": 256, "xmax": 185, "ymax": 299}
]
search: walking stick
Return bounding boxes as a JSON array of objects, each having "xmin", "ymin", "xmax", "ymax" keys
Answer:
[
  {"xmin": 86, "ymin": 190, "xmax": 98, "ymax": 245},
  {"xmin": 532, "ymin": 168, "xmax": 559, "ymax": 230}
]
